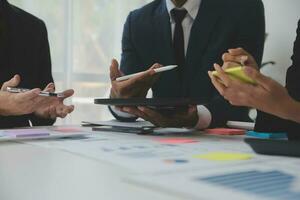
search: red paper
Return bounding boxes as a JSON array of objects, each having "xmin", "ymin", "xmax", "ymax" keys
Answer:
[
  {"xmin": 155, "ymin": 138, "xmax": 199, "ymax": 144},
  {"xmin": 205, "ymin": 128, "xmax": 245, "ymax": 135}
]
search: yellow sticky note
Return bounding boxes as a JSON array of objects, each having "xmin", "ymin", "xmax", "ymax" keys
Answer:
[
  {"xmin": 193, "ymin": 152, "xmax": 253, "ymax": 161},
  {"xmin": 212, "ymin": 66, "xmax": 257, "ymax": 85}
]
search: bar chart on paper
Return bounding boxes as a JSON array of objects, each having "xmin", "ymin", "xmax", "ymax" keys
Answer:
[
  {"xmin": 128, "ymin": 163, "xmax": 300, "ymax": 200},
  {"xmin": 199, "ymin": 170, "xmax": 300, "ymax": 200}
]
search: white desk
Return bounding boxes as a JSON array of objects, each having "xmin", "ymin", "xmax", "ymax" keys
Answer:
[
  {"xmin": 0, "ymin": 142, "xmax": 184, "ymax": 200},
  {"xmin": 0, "ymin": 126, "xmax": 299, "ymax": 200}
]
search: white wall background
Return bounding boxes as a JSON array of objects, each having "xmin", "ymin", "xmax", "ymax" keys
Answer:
[{"xmin": 262, "ymin": 0, "xmax": 300, "ymax": 84}]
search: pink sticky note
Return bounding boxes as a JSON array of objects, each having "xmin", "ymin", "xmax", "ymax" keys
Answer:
[
  {"xmin": 4, "ymin": 129, "xmax": 50, "ymax": 138},
  {"xmin": 155, "ymin": 138, "xmax": 199, "ymax": 144},
  {"xmin": 205, "ymin": 128, "xmax": 245, "ymax": 135}
]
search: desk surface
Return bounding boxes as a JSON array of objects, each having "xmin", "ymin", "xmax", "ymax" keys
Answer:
[
  {"xmin": 0, "ymin": 142, "xmax": 183, "ymax": 200},
  {"xmin": 0, "ymin": 126, "xmax": 299, "ymax": 200}
]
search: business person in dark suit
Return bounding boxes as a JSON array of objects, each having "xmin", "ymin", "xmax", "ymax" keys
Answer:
[
  {"xmin": 109, "ymin": 0, "xmax": 265, "ymax": 129},
  {"xmin": 0, "ymin": 0, "xmax": 74, "ymax": 129},
  {"xmin": 209, "ymin": 20, "xmax": 300, "ymax": 140}
]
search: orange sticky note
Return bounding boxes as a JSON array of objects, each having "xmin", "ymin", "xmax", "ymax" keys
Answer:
[
  {"xmin": 205, "ymin": 128, "xmax": 245, "ymax": 135},
  {"xmin": 155, "ymin": 138, "xmax": 199, "ymax": 144}
]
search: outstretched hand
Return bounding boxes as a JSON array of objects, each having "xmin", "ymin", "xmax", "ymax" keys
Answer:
[
  {"xmin": 0, "ymin": 75, "xmax": 42, "ymax": 116},
  {"xmin": 34, "ymin": 83, "xmax": 75, "ymax": 119},
  {"xmin": 0, "ymin": 74, "xmax": 74, "ymax": 119},
  {"xmin": 110, "ymin": 59, "xmax": 162, "ymax": 99}
]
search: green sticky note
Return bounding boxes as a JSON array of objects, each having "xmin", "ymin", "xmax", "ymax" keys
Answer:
[{"xmin": 193, "ymin": 152, "xmax": 253, "ymax": 161}]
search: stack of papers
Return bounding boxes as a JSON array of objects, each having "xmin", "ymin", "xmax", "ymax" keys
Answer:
[
  {"xmin": 17, "ymin": 121, "xmax": 300, "ymax": 200},
  {"xmin": 0, "ymin": 127, "xmax": 91, "ymax": 142}
]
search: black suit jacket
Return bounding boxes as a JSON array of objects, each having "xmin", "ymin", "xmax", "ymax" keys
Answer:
[
  {"xmin": 116, "ymin": 0, "xmax": 265, "ymax": 127},
  {"xmin": 0, "ymin": 0, "xmax": 55, "ymax": 128},
  {"xmin": 255, "ymin": 20, "xmax": 300, "ymax": 140}
]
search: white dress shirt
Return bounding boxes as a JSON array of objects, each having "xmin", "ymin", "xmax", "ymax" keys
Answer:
[
  {"xmin": 111, "ymin": 0, "xmax": 212, "ymax": 129},
  {"xmin": 166, "ymin": 0, "xmax": 201, "ymax": 56},
  {"xmin": 166, "ymin": 0, "xmax": 212, "ymax": 130}
]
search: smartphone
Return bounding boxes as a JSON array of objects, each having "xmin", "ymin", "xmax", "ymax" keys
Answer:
[
  {"xmin": 7, "ymin": 87, "xmax": 64, "ymax": 98},
  {"xmin": 212, "ymin": 66, "xmax": 257, "ymax": 85},
  {"xmin": 92, "ymin": 126, "xmax": 155, "ymax": 135}
]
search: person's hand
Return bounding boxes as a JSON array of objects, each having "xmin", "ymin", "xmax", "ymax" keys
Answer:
[
  {"xmin": 110, "ymin": 59, "xmax": 162, "ymax": 99},
  {"xmin": 0, "ymin": 75, "xmax": 42, "ymax": 116},
  {"xmin": 222, "ymin": 48, "xmax": 259, "ymax": 70},
  {"xmin": 1, "ymin": 74, "xmax": 21, "ymax": 91},
  {"xmin": 120, "ymin": 105, "xmax": 199, "ymax": 128},
  {"xmin": 208, "ymin": 64, "xmax": 297, "ymax": 121},
  {"xmin": 34, "ymin": 83, "xmax": 75, "ymax": 119}
]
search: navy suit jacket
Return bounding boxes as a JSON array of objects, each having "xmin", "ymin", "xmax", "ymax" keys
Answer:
[
  {"xmin": 0, "ymin": 0, "xmax": 55, "ymax": 128},
  {"xmin": 117, "ymin": 0, "xmax": 265, "ymax": 127},
  {"xmin": 255, "ymin": 20, "xmax": 300, "ymax": 140}
]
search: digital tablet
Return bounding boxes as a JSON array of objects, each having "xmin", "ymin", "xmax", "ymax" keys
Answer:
[
  {"xmin": 95, "ymin": 98, "xmax": 203, "ymax": 116},
  {"xmin": 94, "ymin": 98, "xmax": 202, "ymax": 107},
  {"xmin": 245, "ymin": 138, "xmax": 300, "ymax": 157}
]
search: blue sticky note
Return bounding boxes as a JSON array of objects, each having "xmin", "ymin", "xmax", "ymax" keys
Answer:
[
  {"xmin": 0, "ymin": 131, "xmax": 5, "ymax": 137},
  {"xmin": 246, "ymin": 131, "xmax": 288, "ymax": 139}
]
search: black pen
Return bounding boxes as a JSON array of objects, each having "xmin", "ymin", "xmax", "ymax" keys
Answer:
[{"xmin": 7, "ymin": 87, "xmax": 64, "ymax": 98}]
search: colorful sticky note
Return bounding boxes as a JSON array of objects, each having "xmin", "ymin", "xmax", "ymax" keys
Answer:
[
  {"xmin": 193, "ymin": 152, "xmax": 253, "ymax": 161},
  {"xmin": 205, "ymin": 128, "xmax": 245, "ymax": 135},
  {"xmin": 54, "ymin": 127, "xmax": 82, "ymax": 133},
  {"xmin": 246, "ymin": 131, "xmax": 288, "ymax": 139},
  {"xmin": 0, "ymin": 132, "xmax": 5, "ymax": 137},
  {"xmin": 155, "ymin": 138, "xmax": 199, "ymax": 144},
  {"xmin": 164, "ymin": 159, "xmax": 189, "ymax": 164},
  {"xmin": 4, "ymin": 129, "xmax": 50, "ymax": 138}
]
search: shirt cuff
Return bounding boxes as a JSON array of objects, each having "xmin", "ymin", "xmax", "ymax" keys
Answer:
[
  {"xmin": 109, "ymin": 106, "xmax": 137, "ymax": 118},
  {"xmin": 195, "ymin": 105, "xmax": 212, "ymax": 130}
]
